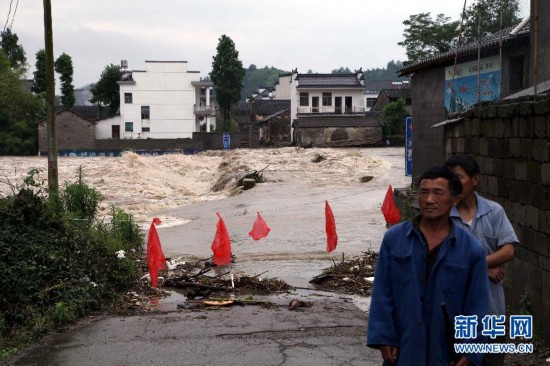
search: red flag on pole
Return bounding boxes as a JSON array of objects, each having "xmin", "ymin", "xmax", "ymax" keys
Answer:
[
  {"xmin": 147, "ymin": 217, "xmax": 166, "ymax": 288},
  {"xmin": 325, "ymin": 201, "xmax": 338, "ymax": 253},
  {"xmin": 211, "ymin": 212, "xmax": 232, "ymax": 266},
  {"xmin": 381, "ymin": 185, "xmax": 401, "ymax": 226},
  {"xmin": 249, "ymin": 212, "xmax": 271, "ymax": 241}
]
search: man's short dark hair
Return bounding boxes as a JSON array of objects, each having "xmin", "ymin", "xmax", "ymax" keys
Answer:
[
  {"xmin": 419, "ymin": 166, "xmax": 463, "ymax": 197},
  {"xmin": 443, "ymin": 154, "xmax": 480, "ymax": 177}
]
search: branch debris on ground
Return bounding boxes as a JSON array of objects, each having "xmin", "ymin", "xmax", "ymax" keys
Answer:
[{"xmin": 309, "ymin": 251, "xmax": 378, "ymax": 296}]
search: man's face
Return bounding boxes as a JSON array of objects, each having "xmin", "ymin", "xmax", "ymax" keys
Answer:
[
  {"xmin": 450, "ymin": 166, "xmax": 479, "ymax": 200},
  {"xmin": 418, "ymin": 177, "xmax": 458, "ymax": 221}
]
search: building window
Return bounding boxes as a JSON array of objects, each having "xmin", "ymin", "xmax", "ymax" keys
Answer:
[
  {"xmin": 124, "ymin": 93, "xmax": 132, "ymax": 103},
  {"xmin": 366, "ymin": 97, "xmax": 377, "ymax": 108},
  {"xmin": 299, "ymin": 92, "xmax": 309, "ymax": 106},
  {"xmin": 141, "ymin": 106, "xmax": 150, "ymax": 119},
  {"xmin": 142, "ymin": 127, "xmax": 150, "ymax": 132},
  {"xmin": 322, "ymin": 92, "xmax": 332, "ymax": 106},
  {"xmin": 125, "ymin": 122, "xmax": 133, "ymax": 132}
]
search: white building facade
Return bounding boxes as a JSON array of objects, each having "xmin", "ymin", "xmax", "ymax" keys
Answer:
[{"xmin": 96, "ymin": 60, "xmax": 215, "ymax": 139}]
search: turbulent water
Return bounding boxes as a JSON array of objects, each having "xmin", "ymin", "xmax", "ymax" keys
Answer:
[{"xmin": 0, "ymin": 147, "xmax": 411, "ymax": 287}]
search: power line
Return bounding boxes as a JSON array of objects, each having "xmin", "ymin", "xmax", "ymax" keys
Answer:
[
  {"xmin": 9, "ymin": 0, "xmax": 19, "ymax": 29},
  {"xmin": 3, "ymin": 0, "xmax": 14, "ymax": 32}
]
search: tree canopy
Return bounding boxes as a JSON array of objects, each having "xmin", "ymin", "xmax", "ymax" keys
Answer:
[
  {"xmin": 210, "ymin": 35, "xmax": 245, "ymax": 129},
  {"xmin": 90, "ymin": 64, "xmax": 121, "ymax": 116},
  {"xmin": 54, "ymin": 53, "xmax": 75, "ymax": 108},
  {"xmin": 241, "ymin": 64, "xmax": 286, "ymax": 100},
  {"xmin": 0, "ymin": 28, "xmax": 26, "ymax": 69},
  {"xmin": 398, "ymin": 12, "xmax": 460, "ymax": 64},
  {"xmin": 363, "ymin": 61, "xmax": 409, "ymax": 80},
  {"xmin": 331, "ymin": 67, "xmax": 352, "ymax": 74},
  {"xmin": 462, "ymin": 0, "xmax": 520, "ymax": 43},
  {"xmin": 382, "ymin": 98, "xmax": 410, "ymax": 137},
  {"xmin": 32, "ymin": 49, "xmax": 47, "ymax": 94},
  {"xmin": 0, "ymin": 50, "xmax": 45, "ymax": 155},
  {"xmin": 399, "ymin": 0, "xmax": 521, "ymax": 65}
]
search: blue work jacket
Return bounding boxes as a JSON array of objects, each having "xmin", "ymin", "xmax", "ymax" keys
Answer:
[{"xmin": 367, "ymin": 219, "xmax": 489, "ymax": 365}]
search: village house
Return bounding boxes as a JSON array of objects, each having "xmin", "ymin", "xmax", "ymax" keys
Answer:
[
  {"xmin": 398, "ymin": 17, "xmax": 531, "ymax": 179},
  {"xmin": 96, "ymin": 60, "xmax": 216, "ymax": 140},
  {"xmin": 38, "ymin": 60, "xmax": 227, "ymax": 155},
  {"xmin": 363, "ymin": 80, "xmax": 409, "ymax": 112},
  {"xmin": 273, "ymin": 69, "xmax": 383, "ymax": 147}
]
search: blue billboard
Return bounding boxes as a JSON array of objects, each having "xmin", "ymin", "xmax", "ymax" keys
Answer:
[
  {"xmin": 405, "ymin": 117, "xmax": 412, "ymax": 177},
  {"xmin": 445, "ymin": 56, "xmax": 501, "ymax": 114}
]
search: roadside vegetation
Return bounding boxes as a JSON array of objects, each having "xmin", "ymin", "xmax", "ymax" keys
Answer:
[{"xmin": 0, "ymin": 168, "xmax": 144, "ymax": 361}]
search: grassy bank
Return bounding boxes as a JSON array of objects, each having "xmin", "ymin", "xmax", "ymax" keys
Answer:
[{"xmin": 0, "ymin": 168, "xmax": 144, "ymax": 360}]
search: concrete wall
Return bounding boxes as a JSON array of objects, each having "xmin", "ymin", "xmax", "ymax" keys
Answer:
[
  {"xmin": 294, "ymin": 126, "xmax": 382, "ymax": 147},
  {"xmin": 39, "ymin": 132, "xmax": 241, "ymax": 155},
  {"xmin": 443, "ymin": 95, "xmax": 550, "ymax": 344},
  {"xmin": 411, "ymin": 68, "xmax": 447, "ymax": 183}
]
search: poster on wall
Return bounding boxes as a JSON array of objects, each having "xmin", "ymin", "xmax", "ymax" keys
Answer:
[
  {"xmin": 444, "ymin": 56, "xmax": 500, "ymax": 114},
  {"xmin": 223, "ymin": 132, "xmax": 231, "ymax": 150}
]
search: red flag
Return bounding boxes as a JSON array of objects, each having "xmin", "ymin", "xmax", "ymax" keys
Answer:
[
  {"xmin": 147, "ymin": 217, "xmax": 166, "ymax": 288},
  {"xmin": 381, "ymin": 185, "xmax": 401, "ymax": 225},
  {"xmin": 249, "ymin": 212, "xmax": 271, "ymax": 241},
  {"xmin": 211, "ymin": 212, "xmax": 232, "ymax": 266},
  {"xmin": 325, "ymin": 201, "xmax": 338, "ymax": 253}
]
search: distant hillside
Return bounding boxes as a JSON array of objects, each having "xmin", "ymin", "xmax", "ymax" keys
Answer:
[{"xmin": 241, "ymin": 64, "xmax": 288, "ymax": 100}]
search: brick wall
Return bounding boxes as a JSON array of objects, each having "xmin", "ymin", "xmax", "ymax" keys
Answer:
[
  {"xmin": 38, "ymin": 111, "xmax": 97, "ymax": 152},
  {"xmin": 443, "ymin": 94, "xmax": 550, "ymax": 343}
]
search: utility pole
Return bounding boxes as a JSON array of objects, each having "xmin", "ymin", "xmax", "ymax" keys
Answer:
[{"xmin": 43, "ymin": 0, "xmax": 58, "ymax": 200}]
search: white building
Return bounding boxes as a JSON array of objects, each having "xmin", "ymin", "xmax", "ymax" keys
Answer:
[
  {"xmin": 96, "ymin": 60, "xmax": 216, "ymax": 139},
  {"xmin": 274, "ymin": 69, "xmax": 367, "ymax": 141}
]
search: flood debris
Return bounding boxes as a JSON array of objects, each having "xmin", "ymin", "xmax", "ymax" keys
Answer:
[
  {"xmin": 288, "ymin": 299, "xmax": 313, "ymax": 310},
  {"xmin": 159, "ymin": 256, "xmax": 293, "ymax": 309},
  {"xmin": 309, "ymin": 251, "xmax": 378, "ymax": 296}
]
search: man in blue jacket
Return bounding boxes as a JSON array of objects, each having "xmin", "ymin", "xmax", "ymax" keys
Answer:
[{"xmin": 367, "ymin": 166, "xmax": 489, "ymax": 365}]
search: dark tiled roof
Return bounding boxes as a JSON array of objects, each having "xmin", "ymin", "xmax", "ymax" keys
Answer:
[
  {"xmin": 251, "ymin": 100, "xmax": 291, "ymax": 115},
  {"xmin": 380, "ymin": 88, "xmax": 411, "ymax": 100},
  {"xmin": 233, "ymin": 101, "xmax": 250, "ymax": 113},
  {"xmin": 55, "ymin": 106, "xmax": 106, "ymax": 121},
  {"xmin": 364, "ymin": 80, "xmax": 403, "ymax": 93},
  {"xmin": 296, "ymin": 73, "xmax": 362, "ymax": 88},
  {"xmin": 293, "ymin": 114, "xmax": 382, "ymax": 128},
  {"xmin": 233, "ymin": 100, "xmax": 291, "ymax": 115},
  {"xmin": 399, "ymin": 22, "xmax": 530, "ymax": 76}
]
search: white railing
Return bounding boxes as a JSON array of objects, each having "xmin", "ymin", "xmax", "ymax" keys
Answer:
[{"xmin": 297, "ymin": 106, "xmax": 365, "ymax": 114}]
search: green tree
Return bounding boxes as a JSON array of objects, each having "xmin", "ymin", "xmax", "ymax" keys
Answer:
[
  {"xmin": 32, "ymin": 49, "xmax": 47, "ymax": 94},
  {"xmin": 0, "ymin": 50, "xmax": 45, "ymax": 155},
  {"xmin": 90, "ymin": 64, "xmax": 120, "ymax": 115},
  {"xmin": 382, "ymin": 98, "xmax": 410, "ymax": 137},
  {"xmin": 241, "ymin": 64, "xmax": 287, "ymax": 100},
  {"xmin": 210, "ymin": 35, "xmax": 245, "ymax": 129},
  {"xmin": 364, "ymin": 60, "xmax": 409, "ymax": 80},
  {"xmin": 399, "ymin": 1, "xmax": 521, "ymax": 64},
  {"xmin": 54, "ymin": 53, "xmax": 75, "ymax": 108},
  {"xmin": 462, "ymin": 0, "xmax": 520, "ymax": 43},
  {"xmin": 331, "ymin": 67, "xmax": 352, "ymax": 74},
  {"xmin": 398, "ymin": 12, "xmax": 460, "ymax": 64},
  {"xmin": 0, "ymin": 28, "xmax": 26, "ymax": 69}
]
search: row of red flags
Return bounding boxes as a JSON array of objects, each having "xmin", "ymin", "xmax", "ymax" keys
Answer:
[{"xmin": 146, "ymin": 186, "xmax": 400, "ymax": 288}]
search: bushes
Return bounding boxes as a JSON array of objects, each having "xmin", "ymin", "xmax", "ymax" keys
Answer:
[{"xmin": 0, "ymin": 169, "xmax": 144, "ymax": 353}]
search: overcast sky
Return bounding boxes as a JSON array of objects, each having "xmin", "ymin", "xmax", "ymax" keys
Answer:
[{"xmin": 3, "ymin": 1, "xmax": 486, "ymax": 89}]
